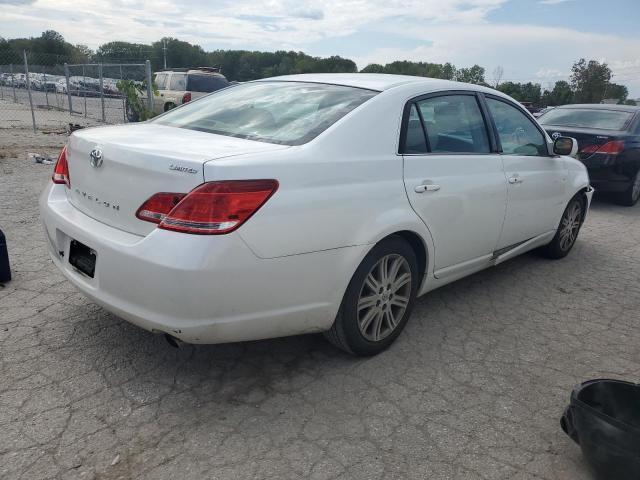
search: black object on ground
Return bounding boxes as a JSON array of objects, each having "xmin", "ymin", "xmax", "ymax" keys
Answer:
[
  {"xmin": 68, "ymin": 123, "xmax": 84, "ymax": 134},
  {"xmin": 561, "ymin": 379, "xmax": 640, "ymax": 480},
  {"xmin": 0, "ymin": 228, "xmax": 11, "ymax": 283}
]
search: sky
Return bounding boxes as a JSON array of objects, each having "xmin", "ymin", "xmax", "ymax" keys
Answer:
[{"xmin": 2, "ymin": 0, "xmax": 640, "ymax": 96}]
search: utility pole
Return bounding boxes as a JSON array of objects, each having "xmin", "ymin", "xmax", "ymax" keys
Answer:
[
  {"xmin": 163, "ymin": 39, "xmax": 167, "ymax": 69},
  {"xmin": 602, "ymin": 73, "xmax": 611, "ymax": 103}
]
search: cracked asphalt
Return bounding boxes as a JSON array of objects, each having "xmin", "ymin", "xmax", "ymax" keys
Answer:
[{"xmin": 1, "ymin": 129, "xmax": 640, "ymax": 480}]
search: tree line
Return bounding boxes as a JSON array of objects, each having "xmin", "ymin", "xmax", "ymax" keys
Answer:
[{"xmin": 1, "ymin": 30, "xmax": 635, "ymax": 106}]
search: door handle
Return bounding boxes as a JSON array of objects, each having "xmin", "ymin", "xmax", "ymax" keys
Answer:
[
  {"xmin": 414, "ymin": 183, "xmax": 441, "ymax": 193},
  {"xmin": 508, "ymin": 176, "xmax": 523, "ymax": 184}
]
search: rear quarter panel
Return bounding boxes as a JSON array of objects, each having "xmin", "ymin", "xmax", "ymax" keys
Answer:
[{"xmin": 202, "ymin": 90, "xmax": 433, "ymax": 260}]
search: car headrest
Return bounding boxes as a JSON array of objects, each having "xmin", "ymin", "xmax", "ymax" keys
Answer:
[{"xmin": 434, "ymin": 104, "xmax": 460, "ymax": 117}]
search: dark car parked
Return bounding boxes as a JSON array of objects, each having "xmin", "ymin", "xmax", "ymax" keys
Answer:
[{"xmin": 539, "ymin": 104, "xmax": 640, "ymax": 206}]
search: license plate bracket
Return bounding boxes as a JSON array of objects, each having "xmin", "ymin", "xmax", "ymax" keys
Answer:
[{"xmin": 68, "ymin": 240, "xmax": 96, "ymax": 278}]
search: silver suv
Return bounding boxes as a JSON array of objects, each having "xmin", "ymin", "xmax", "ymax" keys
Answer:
[{"xmin": 127, "ymin": 67, "xmax": 230, "ymax": 121}]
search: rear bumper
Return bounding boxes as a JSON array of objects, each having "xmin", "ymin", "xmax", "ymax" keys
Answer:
[
  {"xmin": 40, "ymin": 184, "xmax": 366, "ymax": 344},
  {"xmin": 583, "ymin": 157, "xmax": 639, "ymax": 192}
]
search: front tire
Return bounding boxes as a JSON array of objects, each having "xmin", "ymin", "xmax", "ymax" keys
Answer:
[
  {"xmin": 615, "ymin": 170, "xmax": 640, "ymax": 207},
  {"xmin": 325, "ymin": 236, "xmax": 419, "ymax": 356},
  {"xmin": 538, "ymin": 195, "xmax": 585, "ymax": 259}
]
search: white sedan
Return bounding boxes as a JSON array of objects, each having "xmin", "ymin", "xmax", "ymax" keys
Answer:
[{"xmin": 40, "ymin": 74, "xmax": 592, "ymax": 355}]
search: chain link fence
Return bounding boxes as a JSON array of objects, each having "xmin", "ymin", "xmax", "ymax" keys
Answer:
[{"xmin": 0, "ymin": 51, "xmax": 152, "ymax": 132}]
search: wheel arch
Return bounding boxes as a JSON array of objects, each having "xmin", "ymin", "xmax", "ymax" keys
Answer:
[
  {"xmin": 366, "ymin": 229, "xmax": 431, "ymax": 293},
  {"xmin": 394, "ymin": 230, "xmax": 428, "ymax": 282},
  {"xmin": 575, "ymin": 186, "xmax": 591, "ymax": 225}
]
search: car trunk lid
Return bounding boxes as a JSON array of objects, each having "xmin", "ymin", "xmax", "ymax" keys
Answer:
[
  {"xmin": 66, "ymin": 123, "xmax": 287, "ymax": 236},
  {"xmin": 542, "ymin": 125, "xmax": 625, "ymax": 161}
]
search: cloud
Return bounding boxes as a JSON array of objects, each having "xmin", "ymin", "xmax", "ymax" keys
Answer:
[
  {"xmin": 1, "ymin": 0, "xmax": 639, "ymax": 95},
  {"xmin": 352, "ymin": 23, "xmax": 640, "ymax": 94},
  {"xmin": 0, "ymin": 0, "xmax": 35, "ymax": 4},
  {"xmin": 290, "ymin": 7, "xmax": 324, "ymax": 20},
  {"xmin": 539, "ymin": 0, "xmax": 573, "ymax": 4}
]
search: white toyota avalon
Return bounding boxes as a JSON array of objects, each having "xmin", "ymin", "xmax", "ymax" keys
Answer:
[{"xmin": 40, "ymin": 74, "xmax": 593, "ymax": 355}]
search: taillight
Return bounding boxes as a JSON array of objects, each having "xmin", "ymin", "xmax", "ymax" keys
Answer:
[
  {"xmin": 52, "ymin": 145, "xmax": 70, "ymax": 188},
  {"xmin": 182, "ymin": 92, "xmax": 191, "ymax": 103},
  {"xmin": 580, "ymin": 140, "xmax": 625, "ymax": 156},
  {"xmin": 136, "ymin": 192, "xmax": 187, "ymax": 223},
  {"xmin": 137, "ymin": 180, "xmax": 278, "ymax": 235}
]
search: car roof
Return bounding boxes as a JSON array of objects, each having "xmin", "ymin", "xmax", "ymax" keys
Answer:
[
  {"xmin": 554, "ymin": 103, "xmax": 640, "ymax": 112},
  {"xmin": 255, "ymin": 73, "xmax": 495, "ymax": 94},
  {"xmin": 157, "ymin": 69, "xmax": 225, "ymax": 77}
]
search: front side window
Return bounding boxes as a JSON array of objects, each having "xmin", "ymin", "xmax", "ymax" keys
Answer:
[
  {"xmin": 486, "ymin": 98, "xmax": 547, "ymax": 156},
  {"xmin": 169, "ymin": 73, "xmax": 186, "ymax": 91},
  {"xmin": 416, "ymin": 95, "xmax": 490, "ymax": 153},
  {"xmin": 153, "ymin": 81, "xmax": 377, "ymax": 145}
]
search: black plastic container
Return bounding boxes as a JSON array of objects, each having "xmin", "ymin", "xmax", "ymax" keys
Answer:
[
  {"xmin": 561, "ymin": 379, "xmax": 640, "ymax": 480},
  {"xmin": 0, "ymin": 228, "xmax": 10, "ymax": 283}
]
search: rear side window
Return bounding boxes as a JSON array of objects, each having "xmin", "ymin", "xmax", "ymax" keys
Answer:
[
  {"xmin": 486, "ymin": 97, "xmax": 547, "ymax": 156},
  {"xmin": 187, "ymin": 74, "xmax": 229, "ymax": 93},
  {"xmin": 169, "ymin": 73, "xmax": 186, "ymax": 91},
  {"xmin": 404, "ymin": 105, "xmax": 428, "ymax": 154},
  {"xmin": 415, "ymin": 95, "xmax": 490, "ymax": 153}
]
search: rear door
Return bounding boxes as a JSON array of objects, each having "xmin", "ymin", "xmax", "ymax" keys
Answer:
[
  {"xmin": 484, "ymin": 95, "xmax": 567, "ymax": 248},
  {"xmin": 402, "ymin": 92, "xmax": 508, "ymax": 276},
  {"xmin": 165, "ymin": 73, "xmax": 186, "ymax": 108}
]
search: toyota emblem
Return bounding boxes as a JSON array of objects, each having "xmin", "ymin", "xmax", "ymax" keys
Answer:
[
  {"xmin": 89, "ymin": 147, "xmax": 103, "ymax": 168},
  {"xmin": 551, "ymin": 132, "xmax": 562, "ymax": 140}
]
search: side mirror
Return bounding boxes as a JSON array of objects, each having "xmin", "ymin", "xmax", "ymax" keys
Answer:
[{"xmin": 553, "ymin": 136, "xmax": 578, "ymax": 158}]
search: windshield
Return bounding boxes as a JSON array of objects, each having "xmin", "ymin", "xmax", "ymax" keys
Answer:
[
  {"xmin": 539, "ymin": 108, "xmax": 633, "ymax": 130},
  {"xmin": 153, "ymin": 81, "xmax": 378, "ymax": 145}
]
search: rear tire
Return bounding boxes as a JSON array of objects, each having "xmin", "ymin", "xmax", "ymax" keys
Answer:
[
  {"xmin": 325, "ymin": 236, "xmax": 419, "ymax": 356},
  {"xmin": 538, "ymin": 195, "xmax": 585, "ymax": 259},
  {"xmin": 614, "ymin": 170, "xmax": 640, "ymax": 207},
  {"xmin": 164, "ymin": 102, "xmax": 176, "ymax": 112}
]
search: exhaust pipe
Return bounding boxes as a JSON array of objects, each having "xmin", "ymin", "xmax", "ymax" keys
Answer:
[{"xmin": 164, "ymin": 333, "xmax": 184, "ymax": 348}]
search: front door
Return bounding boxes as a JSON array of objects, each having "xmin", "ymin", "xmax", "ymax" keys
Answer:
[
  {"xmin": 484, "ymin": 96, "xmax": 567, "ymax": 248},
  {"xmin": 402, "ymin": 93, "xmax": 508, "ymax": 274}
]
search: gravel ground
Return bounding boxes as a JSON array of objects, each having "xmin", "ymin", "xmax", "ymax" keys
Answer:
[
  {"xmin": 1, "ymin": 129, "xmax": 639, "ymax": 480},
  {"xmin": 0, "ymin": 87, "xmax": 124, "ymax": 130}
]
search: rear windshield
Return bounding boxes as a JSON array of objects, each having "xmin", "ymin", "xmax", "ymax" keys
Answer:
[
  {"xmin": 539, "ymin": 108, "xmax": 634, "ymax": 130},
  {"xmin": 187, "ymin": 74, "xmax": 229, "ymax": 93},
  {"xmin": 153, "ymin": 81, "xmax": 377, "ymax": 145}
]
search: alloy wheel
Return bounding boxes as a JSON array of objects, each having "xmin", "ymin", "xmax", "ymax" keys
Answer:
[
  {"xmin": 357, "ymin": 254, "xmax": 412, "ymax": 342},
  {"xmin": 559, "ymin": 201, "xmax": 582, "ymax": 252}
]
